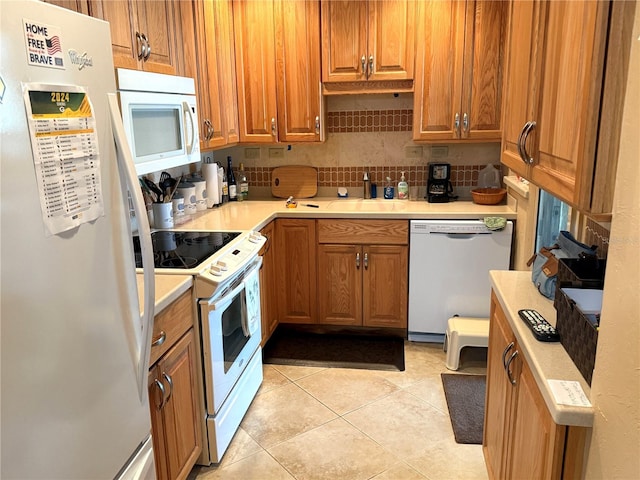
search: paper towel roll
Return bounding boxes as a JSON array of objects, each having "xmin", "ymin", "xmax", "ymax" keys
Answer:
[
  {"xmin": 217, "ymin": 165, "xmax": 224, "ymax": 204},
  {"xmin": 203, "ymin": 163, "xmax": 219, "ymax": 208}
]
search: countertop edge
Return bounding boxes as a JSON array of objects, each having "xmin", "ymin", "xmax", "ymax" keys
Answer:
[{"xmin": 490, "ymin": 270, "xmax": 594, "ymax": 428}]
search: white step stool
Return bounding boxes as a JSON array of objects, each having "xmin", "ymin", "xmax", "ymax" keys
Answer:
[{"xmin": 444, "ymin": 317, "xmax": 490, "ymax": 370}]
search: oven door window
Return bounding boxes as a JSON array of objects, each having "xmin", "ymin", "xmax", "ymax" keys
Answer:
[{"xmin": 220, "ymin": 290, "xmax": 249, "ymax": 373}]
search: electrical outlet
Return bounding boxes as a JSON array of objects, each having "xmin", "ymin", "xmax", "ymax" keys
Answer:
[
  {"xmin": 244, "ymin": 147, "xmax": 260, "ymax": 160},
  {"xmin": 405, "ymin": 146, "xmax": 423, "ymax": 158},
  {"xmin": 431, "ymin": 146, "xmax": 449, "ymax": 158},
  {"xmin": 269, "ymin": 147, "xmax": 285, "ymax": 158},
  {"xmin": 200, "ymin": 152, "xmax": 213, "ymax": 164}
]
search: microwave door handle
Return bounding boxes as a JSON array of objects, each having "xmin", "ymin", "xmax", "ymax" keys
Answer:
[
  {"xmin": 182, "ymin": 101, "xmax": 196, "ymax": 155},
  {"xmin": 108, "ymin": 93, "xmax": 155, "ymax": 402}
]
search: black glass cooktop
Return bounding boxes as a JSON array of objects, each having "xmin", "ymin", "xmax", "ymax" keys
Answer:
[{"xmin": 133, "ymin": 231, "xmax": 241, "ymax": 269}]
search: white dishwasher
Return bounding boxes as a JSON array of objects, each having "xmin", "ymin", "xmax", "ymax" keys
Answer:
[{"xmin": 408, "ymin": 220, "xmax": 513, "ymax": 342}]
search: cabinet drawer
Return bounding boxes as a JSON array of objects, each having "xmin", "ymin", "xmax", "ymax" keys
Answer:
[
  {"xmin": 150, "ymin": 289, "xmax": 193, "ymax": 365},
  {"xmin": 317, "ymin": 220, "xmax": 408, "ymax": 245}
]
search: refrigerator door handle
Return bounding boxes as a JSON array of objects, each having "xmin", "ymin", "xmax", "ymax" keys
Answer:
[{"xmin": 107, "ymin": 93, "xmax": 155, "ymax": 401}]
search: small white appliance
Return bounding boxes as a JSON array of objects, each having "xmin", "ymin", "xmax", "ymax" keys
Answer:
[
  {"xmin": 116, "ymin": 68, "xmax": 200, "ymax": 176},
  {"xmin": 408, "ymin": 220, "xmax": 513, "ymax": 342},
  {"xmin": 1, "ymin": 2, "xmax": 156, "ymax": 478}
]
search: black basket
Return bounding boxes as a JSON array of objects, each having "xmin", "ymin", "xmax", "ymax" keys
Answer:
[
  {"xmin": 553, "ymin": 257, "xmax": 605, "ymax": 385},
  {"xmin": 554, "ymin": 288, "xmax": 599, "ymax": 385}
]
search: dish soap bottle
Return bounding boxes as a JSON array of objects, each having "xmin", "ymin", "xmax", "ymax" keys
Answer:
[{"xmin": 398, "ymin": 171, "xmax": 409, "ymax": 200}]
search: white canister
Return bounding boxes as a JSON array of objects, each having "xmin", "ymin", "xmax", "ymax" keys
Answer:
[
  {"xmin": 151, "ymin": 202, "xmax": 174, "ymax": 229},
  {"xmin": 176, "ymin": 181, "xmax": 197, "ymax": 215},
  {"xmin": 172, "ymin": 193, "xmax": 185, "ymax": 222},
  {"xmin": 191, "ymin": 176, "xmax": 207, "ymax": 211}
]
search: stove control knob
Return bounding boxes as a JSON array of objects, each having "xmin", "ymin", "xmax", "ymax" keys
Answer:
[
  {"xmin": 217, "ymin": 260, "xmax": 229, "ymax": 271},
  {"xmin": 209, "ymin": 265, "xmax": 223, "ymax": 276},
  {"xmin": 248, "ymin": 231, "xmax": 263, "ymax": 243}
]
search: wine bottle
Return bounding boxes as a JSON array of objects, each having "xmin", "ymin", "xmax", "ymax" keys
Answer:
[
  {"xmin": 238, "ymin": 162, "xmax": 248, "ymax": 201},
  {"xmin": 227, "ymin": 156, "xmax": 237, "ymax": 201}
]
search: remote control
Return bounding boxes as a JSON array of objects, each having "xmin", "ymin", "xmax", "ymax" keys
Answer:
[{"xmin": 518, "ymin": 309, "xmax": 560, "ymax": 342}]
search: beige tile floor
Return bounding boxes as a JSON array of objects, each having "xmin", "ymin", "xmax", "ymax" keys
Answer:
[{"xmin": 189, "ymin": 342, "xmax": 488, "ymax": 480}]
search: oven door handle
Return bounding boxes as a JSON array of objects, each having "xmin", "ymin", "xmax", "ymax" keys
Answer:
[
  {"xmin": 209, "ymin": 280, "xmax": 246, "ymax": 311},
  {"xmin": 240, "ymin": 291, "xmax": 250, "ymax": 337}
]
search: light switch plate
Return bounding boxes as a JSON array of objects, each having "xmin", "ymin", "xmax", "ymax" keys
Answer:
[
  {"xmin": 431, "ymin": 146, "xmax": 449, "ymax": 158},
  {"xmin": 269, "ymin": 147, "xmax": 284, "ymax": 158},
  {"xmin": 244, "ymin": 147, "xmax": 260, "ymax": 159},
  {"xmin": 405, "ymin": 146, "xmax": 423, "ymax": 158}
]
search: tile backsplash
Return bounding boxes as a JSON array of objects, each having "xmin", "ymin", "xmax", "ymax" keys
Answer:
[{"xmin": 197, "ymin": 94, "xmax": 503, "ymax": 198}]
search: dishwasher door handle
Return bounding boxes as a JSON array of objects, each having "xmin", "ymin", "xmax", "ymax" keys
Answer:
[{"xmin": 431, "ymin": 233, "xmax": 491, "ymax": 239}]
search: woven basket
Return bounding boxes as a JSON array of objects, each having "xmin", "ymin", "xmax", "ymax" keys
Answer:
[{"xmin": 471, "ymin": 188, "xmax": 507, "ymax": 205}]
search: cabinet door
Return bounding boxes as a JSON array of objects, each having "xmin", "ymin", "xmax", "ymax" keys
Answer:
[
  {"xmin": 233, "ymin": 0, "xmax": 278, "ymax": 143},
  {"xmin": 499, "ymin": 0, "xmax": 541, "ymax": 177},
  {"xmin": 214, "ymin": 0, "xmax": 240, "ymax": 145},
  {"xmin": 192, "ymin": 0, "xmax": 225, "ymax": 149},
  {"xmin": 318, "ymin": 245, "xmax": 363, "ymax": 326},
  {"xmin": 93, "ymin": 0, "xmax": 140, "ymax": 70},
  {"xmin": 362, "ymin": 245, "xmax": 407, "ymax": 328},
  {"xmin": 274, "ymin": 0, "xmax": 322, "ymax": 142},
  {"xmin": 531, "ymin": 0, "xmax": 609, "ymax": 208},
  {"xmin": 260, "ymin": 222, "xmax": 278, "ymax": 345},
  {"xmin": 275, "ymin": 219, "xmax": 317, "ymax": 324},
  {"xmin": 483, "ymin": 293, "xmax": 517, "ymax": 480},
  {"xmin": 460, "ymin": 0, "xmax": 506, "ymax": 140},
  {"xmin": 134, "ymin": 0, "xmax": 179, "ymax": 75},
  {"xmin": 148, "ymin": 367, "xmax": 169, "ymax": 480},
  {"xmin": 156, "ymin": 330, "xmax": 202, "ymax": 480},
  {"xmin": 321, "ymin": 1, "xmax": 368, "ymax": 82},
  {"xmin": 509, "ymin": 360, "xmax": 566, "ymax": 479},
  {"xmin": 367, "ymin": 0, "xmax": 415, "ymax": 81},
  {"xmin": 412, "ymin": 0, "xmax": 465, "ymax": 141}
]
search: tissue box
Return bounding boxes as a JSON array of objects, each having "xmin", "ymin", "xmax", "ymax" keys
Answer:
[{"xmin": 554, "ymin": 287, "xmax": 602, "ymax": 385}]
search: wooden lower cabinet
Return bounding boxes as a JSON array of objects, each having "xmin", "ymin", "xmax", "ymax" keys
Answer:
[
  {"xmin": 484, "ymin": 291, "xmax": 587, "ymax": 480},
  {"xmin": 317, "ymin": 220, "xmax": 408, "ymax": 329},
  {"xmin": 274, "ymin": 219, "xmax": 317, "ymax": 324},
  {"xmin": 260, "ymin": 221, "xmax": 278, "ymax": 345},
  {"xmin": 148, "ymin": 291, "xmax": 202, "ymax": 480}
]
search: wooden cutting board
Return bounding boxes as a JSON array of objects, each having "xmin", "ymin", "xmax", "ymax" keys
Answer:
[{"xmin": 271, "ymin": 166, "xmax": 318, "ymax": 198}]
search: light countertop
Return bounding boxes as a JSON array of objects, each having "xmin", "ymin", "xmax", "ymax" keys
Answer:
[
  {"xmin": 136, "ymin": 274, "xmax": 192, "ymax": 315},
  {"xmin": 490, "ymin": 270, "xmax": 594, "ymax": 427},
  {"xmin": 173, "ymin": 197, "xmax": 517, "ymax": 233}
]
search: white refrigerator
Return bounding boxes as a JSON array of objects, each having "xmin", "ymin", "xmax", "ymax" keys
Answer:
[{"xmin": 1, "ymin": 2, "xmax": 156, "ymax": 478}]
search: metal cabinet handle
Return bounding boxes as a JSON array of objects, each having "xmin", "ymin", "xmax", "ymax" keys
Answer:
[
  {"xmin": 522, "ymin": 121, "xmax": 536, "ymax": 165},
  {"xmin": 368, "ymin": 55, "xmax": 374, "ymax": 77},
  {"xmin": 463, "ymin": 112, "xmax": 469, "ymax": 134},
  {"xmin": 361, "ymin": 55, "xmax": 366, "ymax": 76},
  {"xmin": 315, "ymin": 116, "xmax": 320, "ymax": 134},
  {"xmin": 356, "ymin": 252, "xmax": 360, "ymax": 268},
  {"xmin": 162, "ymin": 372, "xmax": 173, "ymax": 403},
  {"xmin": 151, "ymin": 330, "xmax": 166, "ymax": 347},
  {"xmin": 502, "ymin": 342, "xmax": 514, "ymax": 369},
  {"xmin": 136, "ymin": 32, "xmax": 145, "ymax": 60},
  {"xmin": 517, "ymin": 122, "xmax": 529, "ymax": 162},
  {"xmin": 154, "ymin": 378, "xmax": 166, "ymax": 410},
  {"xmin": 142, "ymin": 33, "xmax": 151, "ymax": 60},
  {"xmin": 454, "ymin": 113, "xmax": 460, "ymax": 137},
  {"xmin": 506, "ymin": 351, "xmax": 518, "ymax": 386},
  {"xmin": 271, "ymin": 117, "xmax": 276, "ymax": 136},
  {"xmin": 364, "ymin": 252, "xmax": 368, "ymax": 269}
]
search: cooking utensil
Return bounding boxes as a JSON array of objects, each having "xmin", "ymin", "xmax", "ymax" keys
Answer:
[
  {"xmin": 165, "ymin": 175, "xmax": 182, "ymax": 203},
  {"xmin": 144, "ymin": 177, "xmax": 163, "ymax": 203}
]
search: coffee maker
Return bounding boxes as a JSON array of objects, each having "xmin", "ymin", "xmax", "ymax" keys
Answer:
[{"xmin": 427, "ymin": 162, "xmax": 455, "ymax": 202}]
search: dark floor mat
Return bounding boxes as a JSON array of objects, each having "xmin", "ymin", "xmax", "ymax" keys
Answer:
[
  {"xmin": 263, "ymin": 327, "xmax": 405, "ymax": 371},
  {"xmin": 441, "ymin": 373, "xmax": 486, "ymax": 444}
]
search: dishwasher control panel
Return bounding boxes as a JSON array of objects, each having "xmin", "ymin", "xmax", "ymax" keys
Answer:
[{"xmin": 411, "ymin": 220, "xmax": 503, "ymax": 235}]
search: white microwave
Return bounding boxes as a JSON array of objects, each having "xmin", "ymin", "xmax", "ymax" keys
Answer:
[{"xmin": 116, "ymin": 68, "xmax": 200, "ymax": 176}]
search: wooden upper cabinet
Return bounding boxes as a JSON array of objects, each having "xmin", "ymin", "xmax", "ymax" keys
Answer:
[
  {"xmin": 501, "ymin": 0, "xmax": 620, "ymax": 216},
  {"xmin": 321, "ymin": 0, "xmax": 415, "ymax": 93},
  {"xmin": 274, "ymin": 0, "xmax": 322, "ymax": 142},
  {"xmin": 234, "ymin": 0, "xmax": 321, "ymax": 144},
  {"xmin": 92, "ymin": 0, "xmax": 180, "ymax": 74},
  {"xmin": 413, "ymin": 0, "xmax": 506, "ymax": 142}
]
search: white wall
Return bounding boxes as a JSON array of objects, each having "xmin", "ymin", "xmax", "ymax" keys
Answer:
[{"xmin": 584, "ymin": 8, "xmax": 640, "ymax": 479}]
